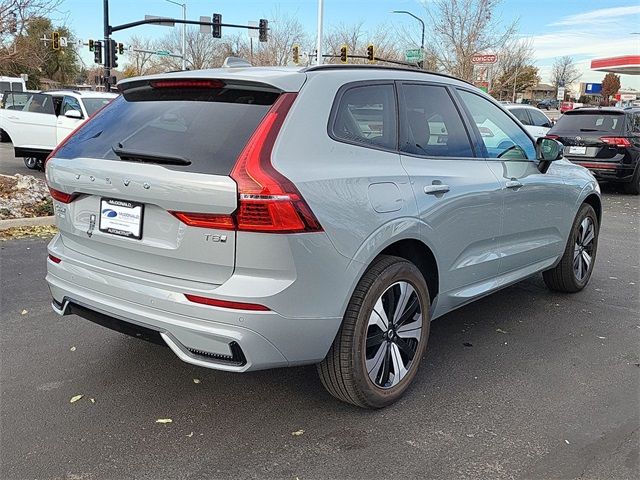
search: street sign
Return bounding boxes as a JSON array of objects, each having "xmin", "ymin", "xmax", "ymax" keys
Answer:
[
  {"xmin": 474, "ymin": 81, "xmax": 489, "ymax": 93},
  {"xmin": 405, "ymin": 48, "xmax": 424, "ymax": 63},
  {"xmin": 471, "ymin": 54, "xmax": 498, "ymax": 64},
  {"xmin": 557, "ymin": 86, "xmax": 566, "ymax": 101},
  {"xmin": 60, "ymin": 36, "xmax": 68, "ymax": 47},
  {"xmin": 248, "ymin": 20, "xmax": 258, "ymax": 39},
  {"xmin": 145, "ymin": 15, "xmax": 175, "ymax": 27},
  {"xmin": 199, "ymin": 16, "xmax": 211, "ymax": 34},
  {"xmin": 155, "ymin": 50, "xmax": 170, "ymax": 56},
  {"xmin": 585, "ymin": 83, "xmax": 602, "ymax": 94}
]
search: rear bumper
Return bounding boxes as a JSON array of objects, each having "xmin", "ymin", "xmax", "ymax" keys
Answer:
[
  {"xmin": 566, "ymin": 159, "xmax": 637, "ymax": 182},
  {"xmin": 46, "ymin": 234, "xmax": 345, "ymax": 372}
]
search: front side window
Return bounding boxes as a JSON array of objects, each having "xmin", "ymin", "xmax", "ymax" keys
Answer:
[
  {"xmin": 458, "ymin": 90, "xmax": 535, "ymax": 160},
  {"xmin": 399, "ymin": 83, "xmax": 474, "ymax": 158},
  {"xmin": 332, "ymin": 84, "xmax": 397, "ymax": 150},
  {"xmin": 62, "ymin": 96, "xmax": 82, "ymax": 115}
]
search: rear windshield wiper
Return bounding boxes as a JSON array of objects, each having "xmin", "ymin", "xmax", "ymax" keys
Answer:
[
  {"xmin": 112, "ymin": 145, "xmax": 191, "ymax": 166},
  {"xmin": 579, "ymin": 128, "xmax": 599, "ymax": 132}
]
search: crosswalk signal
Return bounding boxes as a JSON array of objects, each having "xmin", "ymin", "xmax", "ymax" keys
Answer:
[
  {"xmin": 118, "ymin": 42, "xmax": 124, "ymax": 55},
  {"xmin": 292, "ymin": 45, "xmax": 299, "ymax": 64},
  {"xmin": 94, "ymin": 40, "xmax": 102, "ymax": 64},
  {"xmin": 88, "ymin": 39, "xmax": 94, "ymax": 52},
  {"xmin": 52, "ymin": 31, "xmax": 60, "ymax": 50},
  {"xmin": 259, "ymin": 19, "xmax": 268, "ymax": 42},
  {"xmin": 212, "ymin": 13, "xmax": 222, "ymax": 38},
  {"xmin": 367, "ymin": 44, "xmax": 375, "ymax": 63},
  {"xmin": 340, "ymin": 45, "xmax": 347, "ymax": 63}
]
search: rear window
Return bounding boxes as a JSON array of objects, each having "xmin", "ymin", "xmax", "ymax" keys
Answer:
[
  {"xmin": 554, "ymin": 112, "xmax": 625, "ymax": 134},
  {"xmin": 55, "ymin": 84, "xmax": 279, "ymax": 175}
]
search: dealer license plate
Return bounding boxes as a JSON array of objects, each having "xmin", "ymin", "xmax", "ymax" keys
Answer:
[{"xmin": 99, "ymin": 198, "xmax": 144, "ymax": 240}]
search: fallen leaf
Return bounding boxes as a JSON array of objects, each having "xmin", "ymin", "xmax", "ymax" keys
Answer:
[
  {"xmin": 496, "ymin": 328, "xmax": 508, "ymax": 334},
  {"xmin": 186, "ymin": 432, "xmax": 194, "ymax": 438},
  {"xmin": 21, "ymin": 309, "xmax": 28, "ymax": 315},
  {"xmin": 466, "ymin": 433, "xmax": 475, "ymax": 438},
  {"xmin": 291, "ymin": 429, "xmax": 305, "ymax": 436},
  {"xmin": 155, "ymin": 418, "xmax": 173, "ymax": 424},
  {"xmin": 90, "ymin": 398, "xmax": 95, "ymax": 404},
  {"xmin": 70, "ymin": 395, "xmax": 83, "ymax": 403},
  {"xmin": 193, "ymin": 378, "xmax": 200, "ymax": 384},
  {"xmin": 564, "ymin": 439, "xmax": 570, "ymax": 445},
  {"xmin": 70, "ymin": 346, "xmax": 76, "ymax": 352},
  {"xmin": 597, "ymin": 336, "xmax": 606, "ymax": 340}
]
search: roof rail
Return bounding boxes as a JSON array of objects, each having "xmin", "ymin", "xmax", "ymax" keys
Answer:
[
  {"xmin": 302, "ymin": 64, "xmax": 473, "ymax": 86},
  {"xmin": 41, "ymin": 89, "xmax": 83, "ymax": 95}
]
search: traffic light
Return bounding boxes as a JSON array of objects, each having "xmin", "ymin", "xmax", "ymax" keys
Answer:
[
  {"xmin": 212, "ymin": 13, "xmax": 221, "ymax": 38},
  {"xmin": 109, "ymin": 39, "xmax": 118, "ymax": 69},
  {"xmin": 94, "ymin": 40, "xmax": 102, "ymax": 64},
  {"xmin": 292, "ymin": 45, "xmax": 299, "ymax": 64},
  {"xmin": 88, "ymin": 39, "xmax": 94, "ymax": 52},
  {"xmin": 367, "ymin": 44, "xmax": 375, "ymax": 63},
  {"xmin": 118, "ymin": 42, "xmax": 124, "ymax": 55},
  {"xmin": 259, "ymin": 19, "xmax": 268, "ymax": 42},
  {"xmin": 340, "ymin": 45, "xmax": 347, "ymax": 63},
  {"xmin": 52, "ymin": 31, "xmax": 60, "ymax": 50}
]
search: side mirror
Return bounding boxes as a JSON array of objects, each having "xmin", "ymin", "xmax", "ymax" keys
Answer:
[
  {"xmin": 536, "ymin": 137, "xmax": 563, "ymax": 162},
  {"xmin": 64, "ymin": 109, "xmax": 83, "ymax": 119}
]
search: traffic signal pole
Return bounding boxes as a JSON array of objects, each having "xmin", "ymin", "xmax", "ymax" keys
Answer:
[{"xmin": 103, "ymin": 0, "xmax": 111, "ymax": 91}]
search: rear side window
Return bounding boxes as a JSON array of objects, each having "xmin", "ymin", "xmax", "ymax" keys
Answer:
[
  {"xmin": 529, "ymin": 109, "xmax": 552, "ymax": 128},
  {"xmin": 510, "ymin": 108, "xmax": 531, "ymax": 125},
  {"xmin": 554, "ymin": 112, "xmax": 625, "ymax": 134},
  {"xmin": 399, "ymin": 84, "xmax": 474, "ymax": 158},
  {"xmin": 331, "ymin": 84, "xmax": 397, "ymax": 150},
  {"xmin": 55, "ymin": 84, "xmax": 279, "ymax": 175},
  {"xmin": 632, "ymin": 113, "xmax": 640, "ymax": 133}
]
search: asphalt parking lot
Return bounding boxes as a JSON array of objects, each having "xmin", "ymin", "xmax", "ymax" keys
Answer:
[
  {"xmin": 0, "ymin": 142, "xmax": 45, "ymax": 179},
  {"xmin": 1, "ymin": 186, "xmax": 638, "ymax": 479}
]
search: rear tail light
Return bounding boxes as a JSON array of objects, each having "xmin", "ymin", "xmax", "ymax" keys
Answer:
[
  {"xmin": 169, "ymin": 212, "xmax": 235, "ymax": 230},
  {"xmin": 48, "ymin": 254, "xmax": 62, "ymax": 264},
  {"xmin": 230, "ymin": 92, "xmax": 322, "ymax": 233},
  {"xmin": 49, "ymin": 187, "xmax": 77, "ymax": 204},
  {"xmin": 184, "ymin": 294, "xmax": 270, "ymax": 311},
  {"xmin": 150, "ymin": 79, "xmax": 225, "ymax": 89},
  {"xmin": 600, "ymin": 137, "xmax": 631, "ymax": 148},
  {"xmin": 545, "ymin": 134, "xmax": 560, "ymax": 140}
]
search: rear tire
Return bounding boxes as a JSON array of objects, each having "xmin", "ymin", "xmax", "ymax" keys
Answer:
[
  {"xmin": 543, "ymin": 204, "xmax": 599, "ymax": 292},
  {"xmin": 317, "ymin": 255, "xmax": 431, "ymax": 408},
  {"xmin": 623, "ymin": 166, "xmax": 640, "ymax": 195},
  {"xmin": 24, "ymin": 157, "xmax": 38, "ymax": 170}
]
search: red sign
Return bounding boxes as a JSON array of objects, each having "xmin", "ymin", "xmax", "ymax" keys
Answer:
[{"xmin": 472, "ymin": 54, "xmax": 498, "ymax": 64}]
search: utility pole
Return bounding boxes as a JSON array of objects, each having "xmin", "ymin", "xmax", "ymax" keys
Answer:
[
  {"xmin": 103, "ymin": 0, "xmax": 111, "ymax": 91},
  {"xmin": 315, "ymin": 0, "xmax": 324, "ymax": 66},
  {"xmin": 165, "ymin": 0, "xmax": 186, "ymax": 70}
]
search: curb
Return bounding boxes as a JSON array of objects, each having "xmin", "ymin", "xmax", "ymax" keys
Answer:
[{"xmin": 0, "ymin": 216, "xmax": 56, "ymax": 230}]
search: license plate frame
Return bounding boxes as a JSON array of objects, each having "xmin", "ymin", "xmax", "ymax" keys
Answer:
[
  {"xmin": 568, "ymin": 145, "xmax": 587, "ymax": 155},
  {"xmin": 99, "ymin": 198, "xmax": 144, "ymax": 240}
]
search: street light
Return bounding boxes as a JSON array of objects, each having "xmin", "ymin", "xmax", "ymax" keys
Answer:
[
  {"xmin": 391, "ymin": 10, "xmax": 425, "ymax": 67},
  {"xmin": 165, "ymin": 0, "xmax": 186, "ymax": 70}
]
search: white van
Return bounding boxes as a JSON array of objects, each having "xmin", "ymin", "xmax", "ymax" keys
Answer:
[{"xmin": 0, "ymin": 76, "xmax": 26, "ymax": 95}]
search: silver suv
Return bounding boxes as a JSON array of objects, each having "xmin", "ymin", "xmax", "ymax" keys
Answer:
[{"xmin": 45, "ymin": 65, "xmax": 601, "ymax": 408}]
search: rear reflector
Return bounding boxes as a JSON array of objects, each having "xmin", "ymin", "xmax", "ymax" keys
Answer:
[
  {"xmin": 231, "ymin": 92, "xmax": 323, "ymax": 233},
  {"xmin": 49, "ymin": 187, "xmax": 77, "ymax": 204},
  {"xmin": 574, "ymin": 161, "xmax": 618, "ymax": 170},
  {"xmin": 170, "ymin": 211, "xmax": 235, "ymax": 230},
  {"xmin": 184, "ymin": 294, "xmax": 270, "ymax": 311},
  {"xmin": 600, "ymin": 137, "xmax": 631, "ymax": 148},
  {"xmin": 48, "ymin": 254, "xmax": 61, "ymax": 264},
  {"xmin": 151, "ymin": 80, "xmax": 225, "ymax": 89}
]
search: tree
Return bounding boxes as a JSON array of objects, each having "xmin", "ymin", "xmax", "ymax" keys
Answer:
[
  {"xmin": 550, "ymin": 56, "xmax": 581, "ymax": 94},
  {"xmin": 423, "ymin": 0, "xmax": 518, "ymax": 81},
  {"xmin": 324, "ymin": 22, "xmax": 404, "ymax": 65},
  {"xmin": 491, "ymin": 64, "xmax": 539, "ymax": 100},
  {"xmin": 124, "ymin": 35, "xmax": 162, "ymax": 77},
  {"xmin": 601, "ymin": 73, "xmax": 621, "ymax": 106}
]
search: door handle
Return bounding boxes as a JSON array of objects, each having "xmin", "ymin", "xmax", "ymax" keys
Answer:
[
  {"xmin": 505, "ymin": 180, "xmax": 523, "ymax": 189},
  {"xmin": 424, "ymin": 184, "xmax": 450, "ymax": 195}
]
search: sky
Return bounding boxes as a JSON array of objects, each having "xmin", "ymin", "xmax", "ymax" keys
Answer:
[{"xmin": 57, "ymin": 0, "xmax": 640, "ymax": 89}]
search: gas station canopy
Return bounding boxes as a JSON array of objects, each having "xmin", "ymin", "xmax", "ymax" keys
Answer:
[{"xmin": 591, "ymin": 55, "xmax": 640, "ymax": 75}]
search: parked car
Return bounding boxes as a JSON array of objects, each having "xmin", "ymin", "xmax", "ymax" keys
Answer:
[
  {"xmin": 547, "ymin": 107, "xmax": 640, "ymax": 194},
  {"xmin": 536, "ymin": 99, "xmax": 558, "ymax": 110},
  {"xmin": 45, "ymin": 65, "xmax": 601, "ymax": 408},
  {"xmin": 0, "ymin": 89, "xmax": 117, "ymax": 169},
  {"xmin": 0, "ymin": 75, "xmax": 27, "ymax": 142},
  {"xmin": 560, "ymin": 101, "xmax": 584, "ymax": 114},
  {"xmin": 505, "ymin": 104, "xmax": 554, "ymax": 139}
]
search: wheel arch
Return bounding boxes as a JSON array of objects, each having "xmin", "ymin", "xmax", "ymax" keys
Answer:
[{"xmin": 583, "ymin": 193, "xmax": 602, "ymax": 224}]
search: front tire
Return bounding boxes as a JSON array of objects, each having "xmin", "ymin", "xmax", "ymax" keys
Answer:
[
  {"xmin": 24, "ymin": 157, "xmax": 38, "ymax": 170},
  {"xmin": 317, "ymin": 255, "xmax": 431, "ymax": 408},
  {"xmin": 543, "ymin": 204, "xmax": 599, "ymax": 292}
]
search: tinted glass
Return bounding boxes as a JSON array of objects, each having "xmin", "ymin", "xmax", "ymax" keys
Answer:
[
  {"xmin": 0, "ymin": 82, "xmax": 10, "ymax": 94},
  {"xmin": 510, "ymin": 108, "xmax": 531, "ymax": 125},
  {"xmin": 400, "ymin": 84, "xmax": 474, "ymax": 157},
  {"xmin": 529, "ymin": 109, "xmax": 552, "ymax": 127},
  {"xmin": 632, "ymin": 113, "xmax": 640, "ymax": 133},
  {"xmin": 553, "ymin": 112, "xmax": 625, "ymax": 134},
  {"xmin": 82, "ymin": 97, "xmax": 114, "ymax": 116},
  {"xmin": 458, "ymin": 90, "xmax": 535, "ymax": 160},
  {"xmin": 22, "ymin": 93, "xmax": 55, "ymax": 115},
  {"xmin": 55, "ymin": 86, "xmax": 278, "ymax": 175},
  {"xmin": 332, "ymin": 84, "xmax": 397, "ymax": 150},
  {"xmin": 62, "ymin": 96, "xmax": 82, "ymax": 115},
  {"xmin": 10, "ymin": 82, "xmax": 24, "ymax": 92}
]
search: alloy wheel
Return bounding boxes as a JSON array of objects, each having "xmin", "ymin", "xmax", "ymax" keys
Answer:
[
  {"xmin": 365, "ymin": 281, "xmax": 423, "ymax": 389},
  {"xmin": 573, "ymin": 216, "xmax": 595, "ymax": 282}
]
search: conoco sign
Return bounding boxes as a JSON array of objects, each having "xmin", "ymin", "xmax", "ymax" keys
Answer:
[{"xmin": 472, "ymin": 54, "xmax": 498, "ymax": 64}]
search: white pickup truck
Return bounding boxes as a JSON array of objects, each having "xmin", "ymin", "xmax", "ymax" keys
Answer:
[{"xmin": 0, "ymin": 89, "xmax": 117, "ymax": 169}]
